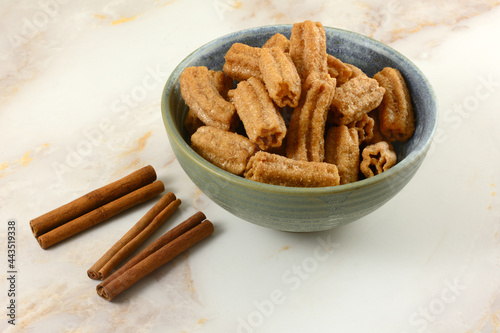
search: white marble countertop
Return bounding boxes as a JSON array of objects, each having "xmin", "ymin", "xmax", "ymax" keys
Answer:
[{"xmin": 1, "ymin": 1, "xmax": 500, "ymax": 332}]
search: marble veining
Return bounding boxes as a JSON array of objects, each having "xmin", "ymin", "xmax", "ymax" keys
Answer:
[{"xmin": 1, "ymin": 1, "xmax": 499, "ymax": 332}]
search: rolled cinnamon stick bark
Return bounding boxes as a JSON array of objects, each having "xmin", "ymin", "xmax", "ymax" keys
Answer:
[
  {"xmin": 37, "ymin": 180, "xmax": 165, "ymax": 249},
  {"xmin": 98, "ymin": 211, "xmax": 205, "ymax": 292},
  {"xmin": 30, "ymin": 165, "xmax": 157, "ymax": 238},
  {"xmin": 97, "ymin": 212, "xmax": 211, "ymax": 301},
  {"xmin": 88, "ymin": 192, "xmax": 182, "ymax": 280}
]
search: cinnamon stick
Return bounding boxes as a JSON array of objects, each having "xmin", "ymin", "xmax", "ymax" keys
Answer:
[
  {"xmin": 98, "ymin": 211, "xmax": 205, "ymax": 291},
  {"xmin": 37, "ymin": 180, "xmax": 165, "ymax": 249},
  {"xmin": 87, "ymin": 192, "xmax": 182, "ymax": 280},
  {"xmin": 30, "ymin": 165, "xmax": 157, "ymax": 238},
  {"xmin": 97, "ymin": 212, "xmax": 212, "ymax": 301}
]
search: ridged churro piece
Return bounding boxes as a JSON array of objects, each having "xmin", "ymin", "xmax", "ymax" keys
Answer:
[
  {"xmin": 244, "ymin": 151, "xmax": 340, "ymax": 187},
  {"xmin": 327, "ymin": 54, "xmax": 352, "ymax": 86},
  {"xmin": 290, "ymin": 20, "xmax": 328, "ymax": 81},
  {"xmin": 330, "ymin": 75, "xmax": 385, "ymax": 125},
  {"xmin": 180, "ymin": 66, "xmax": 236, "ymax": 131},
  {"xmin": 208, "ymin": 69, "xmax": 234, "ymax": 99},
  {"xmin": 223, "ymin": 43, "xmax": 262, "ymax": 81},
  {"xmin": 260, "ymin": 46, "xmax": 301, "ymax": 108},
  {"xmin": 360, "ymin": 141, "xmax": 397, "ymax": 178},
  {"xmin": 286, "ymin": 72, "xmax": 336, "ymax": 162},
  {"xmin": 364, "ymin": 110, "xmax": 385, "ymax": 145},
  {"xmin": 184, "ymin": 70, "xmax": 236, "ymax": 135},
  {"xmin": 263, "ymin": 33, "xmax": 290, "ymax": 52},
  {"xmin": 184, "ymin": 109, "xmax": 205, "ymax": 137},
  {"xmin": 233, "ymin": 77, "xmax": 287, "ymax": 150},
  {"xmin": 373, "ymin": 67, "xmax": 415, "ymax": 142},
  {"xmin": 191, "ymin": 126, "xmax": 257, "ymax": 175},
  {"xmin": 364, "ymin": 110, "xmax": 395, "ymax": 152},
  {"xmin": 325, "ymin": 125, "xmax": 360, "ymax": 184},
  {"xmin": 345, "ymin": 63, "xmax": 367, "ymax": 79},
  {"xmin": 347, "ymin": 113, "xmax": 375, "ymax": 144}
]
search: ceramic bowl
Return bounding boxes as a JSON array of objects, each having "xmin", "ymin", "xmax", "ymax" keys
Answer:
[{"xmin": 161, "ymin": 25, "xmax": 438, "ymax": 232}]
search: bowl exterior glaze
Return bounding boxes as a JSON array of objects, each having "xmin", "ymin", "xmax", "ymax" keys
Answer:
[{"xmin": 162, "ymin": 25, "xmax": 437, "ymax": 232}]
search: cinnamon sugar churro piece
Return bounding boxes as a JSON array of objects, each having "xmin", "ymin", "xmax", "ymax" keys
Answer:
[
  {"xmin": 208, "ymin": 69, "xmax": 234, "ymax": 99},
  {"xmin": 184, "ymin": 69, "xmax": 236, "ymax": 135},
  {"xmin": 327, "ymin": 54, "xmax": 352, "ymax": 86},
  {"xmin": 286, "ymin": 72, "xmax": 336, "ymax": 162},
  {"xmin": 233, "ymin": 77, "xmax": 287, "ymax": 150},
  {"xmin": 365, "ymin": 110, "xmax": 385, "ymax": 145},
  {"xmin": 345, "ymin": 63, "xmax": 367, "ymax": 79},
  {"xmin": 184, "ymin": 109, "xmax": 205, "ymax": 137},
  {"xmin": 325, "ymin": 125, "xmax": 360, "ymax": 184},
  {"xmin": 191, "ymin": 126, "xmax": 257, "ymax": 175},
  {"xmin": 260, "ymin": 46, "xmax": 301, "ymax": 108},
  {"xmin": 360, "ymin": 141, "xmax": 397, "ymax": 178},
  {"xmin": 373, "ymin": 67, "xmax": 415, "ymax": 142},
  {"xmin": 290, "ymin": 20, "xmax": 328, "ymax": 81},
  {"xmin": 263, "ymin": 33, "xmax": 290, "ymax": 52},
  {"xmin": 180, "ymin": 66, "xmax": 236, "ymax": 131},
  {"xmin": 223, "ymin": 43, "xmax": 262, "ymax": 81},
  {"xmin": 347, "ymin": 113, "xmax": 375, "ymax": 144},
  {"xmin": 330, "ymin": 75, "xmax": 385, "ymax": 125},
  {"xmin": 244, "ymin": 151, "xmax": 340, "ymax": 187}
]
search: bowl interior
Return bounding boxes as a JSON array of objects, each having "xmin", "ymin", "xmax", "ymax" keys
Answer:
[{"xmin": 162, "ymin": 25, "xmax": 437, "ymax": 192}]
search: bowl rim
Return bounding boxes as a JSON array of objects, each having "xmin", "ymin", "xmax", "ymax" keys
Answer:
[{"xmin": 161, "ymin": 24, "xmax": 438, "ymax": 196}]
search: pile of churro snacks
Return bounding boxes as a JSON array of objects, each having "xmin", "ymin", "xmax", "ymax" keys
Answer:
[{"xmin": 180, "ymin": 20, "xmax": 415, "ymax": 187}]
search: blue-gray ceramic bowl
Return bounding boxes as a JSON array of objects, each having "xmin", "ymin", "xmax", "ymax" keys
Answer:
[{"xmin": 161, "ymin": 25, "xmax": 438, "ymax": 232}]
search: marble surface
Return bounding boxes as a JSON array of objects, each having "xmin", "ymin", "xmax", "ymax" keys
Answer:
[{"xmin": 1, "ymin": 1, "xmax": 499, "ymax": 332}]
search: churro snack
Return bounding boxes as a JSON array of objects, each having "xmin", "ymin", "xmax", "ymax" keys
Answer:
[
  {"xmin": 330, "ymin": 75, "xmax": 385, "ymax": 125},
  {"xmin": 325, "ymin": 126, "xmax": 360, "ymax": 184},
  {"xmin": 208, "ymin": 69, "xmax": 234, "ymax": 99},
  {"xmin": 290, "ymin": 20, "xmax": 328, "ymax": 81},
  {"xmin": 179, "ymin": 20, "xmax": 417, "ymax": 188},
  {"xmin": 180, "ymin": 66, "xmax": 237, "ymax": 131},
  {"xmin": 327, "ymin": 54, "xmax": 352, "ymax": 86},
  {"xmin": 347, "ymin": 113, "xmax": 375, "ymax": 144},
  {"xmin": 345, "ymin": 63, "xmax": 367, "ymax": 79},
  {"xmin": 286, "ymin": 72, "xmax": 336, "ymax": 162},
  {"xmin": 244, "ymin": 151, "xmax": 340, "ymax": 187},
  {"xmin": 184, "ymin": 109, "xmax": 205, "ymax": 136},
  {"xmin": 184, "ymin": 70, "xmax": 235, "ymax": 135},
  {"xmin": 223, "ymin": 43, "xmax": 262, "ymax": 81},
  {"xmin": 260, "ymin": 46, "xmax": 301, "ymax": 108},
  {"xmin": 263, "ymin": 33, "xmax": 290, "ymax": 52},
  {"xmin": 373, "ymin": 67, "xmax": 415, "ymax": 142},
  {"xmin": 191, "ymin": 126, "xmax": 257, "ymax": 175},
  {"xmin": 363, "ymin": 110, "xmax": 384, "ymax": 145},
  {"xmin": 360, "ymin": 141, "xmax": 397, "ymax": 178},
  {"xmin": 233, "ymin": 77, "xmax": 287, "ymax": 150}
]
